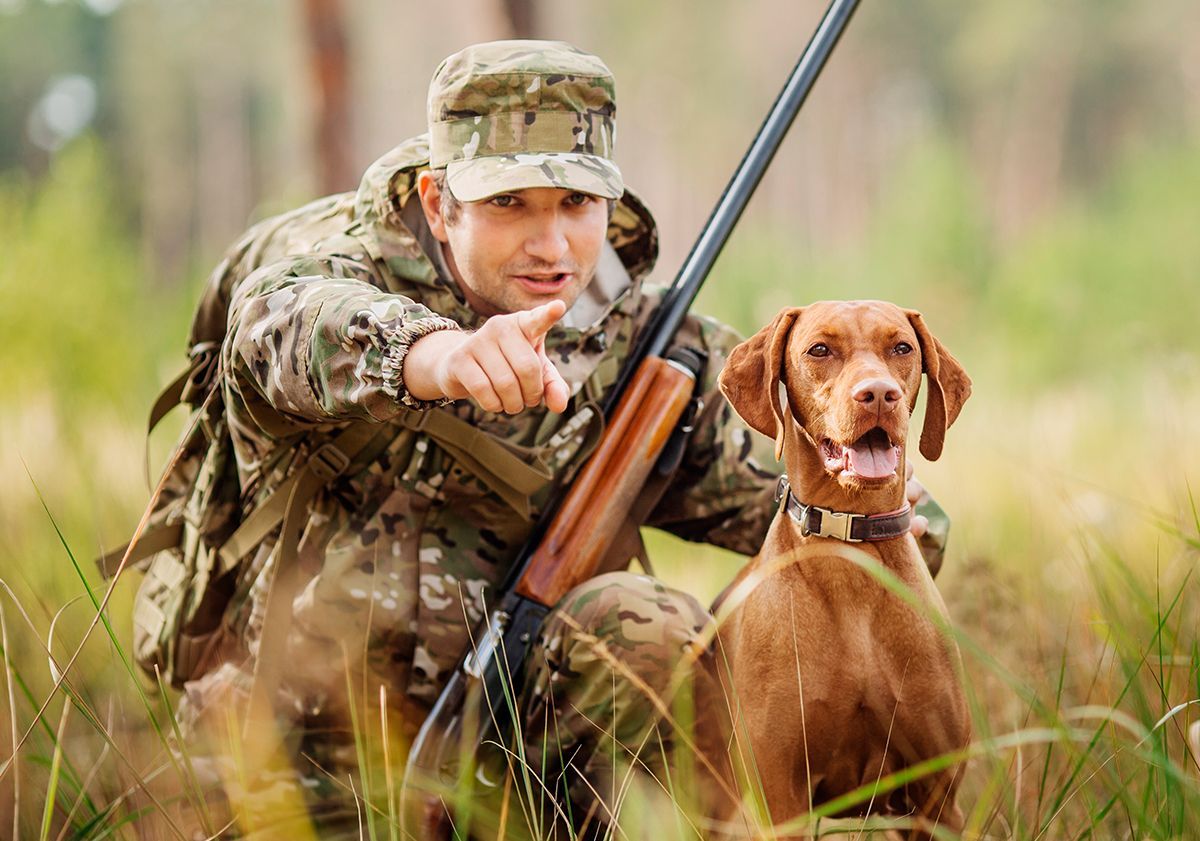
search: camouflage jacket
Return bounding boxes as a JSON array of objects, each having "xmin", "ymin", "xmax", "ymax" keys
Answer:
[{"xmin": 206, "ymin": 135, "xmax": 779, "ymax": 714}]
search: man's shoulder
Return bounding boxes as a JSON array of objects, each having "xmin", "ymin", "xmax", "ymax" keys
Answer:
[
  {"xmin": 214, "ymin": 192, "xmax": 362, "ymax": 286},
  {"xmin": 215, "ymin": 135, "xmax": 434, "ymax": 288},
  {"xmin": 627, "ymin": 283, "xmax": 746, "ymax": 354}
]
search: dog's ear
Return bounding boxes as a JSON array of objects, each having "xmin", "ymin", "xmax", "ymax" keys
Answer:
[
  {"xmin": 905, "ymin": 310, "xmax": 971, "ymax": 461},
  {"xmin": 719, "ymin": 307, "xmax": 803, "ymax": 458}
]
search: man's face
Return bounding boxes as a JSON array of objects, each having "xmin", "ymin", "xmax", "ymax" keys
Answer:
[{"xmin": 417, "ymin": 173, "xmax": 609, "ymax": 318}]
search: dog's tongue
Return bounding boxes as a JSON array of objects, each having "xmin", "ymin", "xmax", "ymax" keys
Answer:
[{"xmin": 847, "ymin": 437, "xmax": 898, "ymax": 479}]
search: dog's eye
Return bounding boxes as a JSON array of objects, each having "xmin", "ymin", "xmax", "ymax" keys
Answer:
[
  {"xmin": 807, "ymin": 343, "xmax": 830, "ymax": 358},
  {"xmin": 894, "ymin": 342, "xmax": 913, "ymax": 355}
]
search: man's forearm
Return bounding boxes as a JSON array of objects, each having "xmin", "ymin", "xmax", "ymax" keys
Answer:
[{"xmin": 226, "ymin": 255, "xmax": 458, "ymax": 422}]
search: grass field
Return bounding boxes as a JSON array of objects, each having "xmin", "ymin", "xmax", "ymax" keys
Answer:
[{"xmin": 1, "ymin": 140, "xmax": 1198, "ymax": 838}]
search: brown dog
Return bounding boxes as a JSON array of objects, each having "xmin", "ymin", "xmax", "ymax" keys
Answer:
[{"xmin": 709, "ymin": 301, "xmax": 972, "ymax": 837}]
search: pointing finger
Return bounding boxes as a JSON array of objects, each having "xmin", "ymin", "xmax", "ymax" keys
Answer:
[
  {"xmin": 472, "ymin": 341, "xmax": 526, "ymax": 414},
  {"xmin": 516, "ymin": 300, "xmax": 566, "ymax": 343}
]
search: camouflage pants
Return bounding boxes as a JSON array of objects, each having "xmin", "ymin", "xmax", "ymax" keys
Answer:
[
  {"xmin": 175, "ymin": 571, "xmax": 719, "ymax": 840},
  {"xmin": 482, "ymin": 571, "xmax": 721, "ymax": 841}
]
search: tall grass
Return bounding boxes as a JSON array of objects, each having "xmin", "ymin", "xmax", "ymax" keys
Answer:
[{"xmin": 2, "ymin": 137, "xmax": 1198, "ymax": 837}]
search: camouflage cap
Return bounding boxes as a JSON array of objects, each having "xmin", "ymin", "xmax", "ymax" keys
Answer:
[{"xmin": 427, "ymin": 40, "xmax": 624, "ymax": 202}]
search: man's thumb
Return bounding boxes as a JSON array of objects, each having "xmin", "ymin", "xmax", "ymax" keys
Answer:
[{"xmin": 517, "ymin": 300, "xmax": 566, "ymax": 342}]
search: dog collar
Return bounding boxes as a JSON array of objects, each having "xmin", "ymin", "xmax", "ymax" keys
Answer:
[{"xmin": 774, "ymin": 476, "xmax": 912, "ymax": 543}]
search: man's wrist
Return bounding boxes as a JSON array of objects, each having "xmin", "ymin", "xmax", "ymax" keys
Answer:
[
  {"xmin": 403, "ymin": 329, "xmax": 469, "ymax": 402},
  {"xmin": 379, "ymin": 315, "xmax": 462, "ymax": 409}
]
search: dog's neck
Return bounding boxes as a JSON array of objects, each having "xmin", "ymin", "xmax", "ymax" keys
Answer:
[{"xmin": 781, "ymin": 423, "xmax": 908, "ymax": 518}]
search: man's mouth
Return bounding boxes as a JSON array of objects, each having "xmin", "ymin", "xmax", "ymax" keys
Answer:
[
  {"xmin": 514, "ymin": 272, "xmax": 572, "ymax": 294},
  {"xmin": 820, "ymin": 427, "xmax": 901, "ymax": 481}
]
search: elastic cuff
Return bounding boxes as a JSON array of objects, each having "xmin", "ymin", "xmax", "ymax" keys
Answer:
[{"xmin": 380, "ymin": 315, "xmax": 462, "ymax": 410}]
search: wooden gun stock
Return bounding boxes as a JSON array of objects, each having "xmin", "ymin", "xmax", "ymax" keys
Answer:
[{"xmin": 516, "ymin": 354, "xmax": 696, "ymax": 605}]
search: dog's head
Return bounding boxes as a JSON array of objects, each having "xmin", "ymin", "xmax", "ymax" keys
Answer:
[{"xmin": 718, "ymin": 301, "xmax": 971, "ymax": 491}]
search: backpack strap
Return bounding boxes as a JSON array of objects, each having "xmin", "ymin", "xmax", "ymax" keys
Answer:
[
  {"xmin": 396, "ymin": 407, "xmax": 555, "ymax": 520},
  {"xmin": 241, "ymin": 421, "xmax": 377, "ymax": 743},
  {"xmin": 97, "ymin": 343, "xmax": 224, "ymax": 581},
  {"xmin": 147, "ymin": 342, "xmax": 222, "ymax": 434},
  {"xmin": 95, "ymin": 521, "xmax": 185, "ymax": 579},
  {"xmin": 147, "ymin": 367, "xmax": 191, "ymax": 434},
  {"xmin": 215, "ymin": 423, "xmax": 380, "ymax": 574}
]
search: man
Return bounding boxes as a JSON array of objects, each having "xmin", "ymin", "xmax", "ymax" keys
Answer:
[{"xmin": 164, "ymin": 40, "xmax": 945, "ymax": 839}]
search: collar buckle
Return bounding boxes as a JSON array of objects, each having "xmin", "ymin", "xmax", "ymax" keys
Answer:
[
  {"xmin": 779, "ymin": 476, "xmax": 910, "ymax": 543},
  {"xmin": 812, "ymin": 508, "xmax": 860, "ymax": 542},
  {"xmin": 774, "ymin": 475, "xmax": 789, "ymax": 505}
]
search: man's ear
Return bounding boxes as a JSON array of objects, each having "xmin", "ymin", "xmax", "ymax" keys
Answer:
[
  {"xmin": 718, "ymin": 307, "xmax": 803, "ymax": 457},
  {"xmin": 416, "ymin": 170, "xmax": 450, "ymax": 243},
  {"xmin": 904, "ymin": 310, "xmax": 971, "ymax": 461}
]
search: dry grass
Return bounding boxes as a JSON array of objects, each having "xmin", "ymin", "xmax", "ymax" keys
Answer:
[{"xmin": 2, "ymin": 368, "xmax": 1198, "ymax": 838}]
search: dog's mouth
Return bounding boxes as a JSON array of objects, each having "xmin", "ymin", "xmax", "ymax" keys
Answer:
[{"xmin": 821, "ymin": 427, "xmax": 901, "ymax": 482}]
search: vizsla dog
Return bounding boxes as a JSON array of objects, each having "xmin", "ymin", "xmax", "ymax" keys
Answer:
[{"xmin": 710, "ymin": 301, "xmax": 972, "ymax": 838}]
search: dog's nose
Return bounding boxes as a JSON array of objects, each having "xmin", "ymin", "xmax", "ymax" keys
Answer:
[{"xmin": 853, "ymin": 378, "xmax": 902, "ymax": 412}]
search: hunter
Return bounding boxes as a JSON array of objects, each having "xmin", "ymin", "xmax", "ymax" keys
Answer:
[{"xmin": 126, "ymin": 40, "xmax": 947, "ymax": 838}]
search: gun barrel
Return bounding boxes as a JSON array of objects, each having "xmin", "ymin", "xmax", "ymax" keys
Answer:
[{"xmin": 622, "ymin": 0, "xmax": 862, "ymax": 382}]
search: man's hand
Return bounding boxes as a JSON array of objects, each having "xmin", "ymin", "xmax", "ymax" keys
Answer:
[
  {"xmin": 906, "ymin": 460, "xmax": 929, "ymax": 538},
  {"xmin": 404, "ymin": 300, "xmax": 571, "ymax": 414}
]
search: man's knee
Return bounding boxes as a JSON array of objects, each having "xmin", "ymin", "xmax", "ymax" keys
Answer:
[{"xmin": 543, "ymin": 571, "xmax": 713, "ymax": 680}]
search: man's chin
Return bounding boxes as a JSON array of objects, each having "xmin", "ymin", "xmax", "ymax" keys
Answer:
[
  {"xmin": 499, "ymin": 281, "xmax": 587, "ymax": 317},
  {"xmin": 455, "ymin": 266, "xmax": 590, "ymax": 318}
]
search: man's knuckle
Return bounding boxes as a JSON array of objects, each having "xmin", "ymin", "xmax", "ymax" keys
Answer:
[
  {"xmin": 490, "ymin": 367, "xmax": 518, "ymax": 390},
  {"xmin": 517, "ymin": 359, "xmax": 541, "ymax": 383}
]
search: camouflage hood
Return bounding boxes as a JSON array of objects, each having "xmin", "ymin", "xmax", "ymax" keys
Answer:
[{"xmin": 351, "ymin": 134, "xmax": 660, "ymax": 328}]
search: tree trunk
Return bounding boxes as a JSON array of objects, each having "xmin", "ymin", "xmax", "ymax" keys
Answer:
[
  {"xmin": 501, "ymin": 0, "xmax": 537, "ymax": 38},
  {"xmin": 303, "ymin": 0, "xmax": 353, "ymax": 194}
]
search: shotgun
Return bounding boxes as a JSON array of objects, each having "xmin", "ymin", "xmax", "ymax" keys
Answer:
[{"xmin": 402, "ymin": 0, "xmax": 863, "ymax": 832}]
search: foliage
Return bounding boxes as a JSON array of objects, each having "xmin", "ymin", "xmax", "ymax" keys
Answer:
[
  {"xmin": 2, "ymin": 1, "xmax": 1200, "ymax": 836},
  {"xmin": 0, "ymin": 136, "xmax": 189, "ymax": 408}
]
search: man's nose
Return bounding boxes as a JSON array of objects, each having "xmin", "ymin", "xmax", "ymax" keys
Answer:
[
  {"xmin": 524, "ymin": 214, "xmax": 569, "ymax": 264},
  {"xmin": 852, "ymin": 378, "xmax": 902, "ymax": 413}
]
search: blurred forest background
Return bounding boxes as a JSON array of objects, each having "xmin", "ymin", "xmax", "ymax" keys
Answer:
[{"xmin": 2, "ymin": 0, "xmax": 1199, "ymax": 837}]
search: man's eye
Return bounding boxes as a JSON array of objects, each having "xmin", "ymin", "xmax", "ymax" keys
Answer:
[
  {"xmin": 807, "ymin": 343, "xmax": 830, "ymax": 358},
  {"xmin": 489, "ymin": 194, "xmax": 517, "ymax": 208},
  {"xmin": 566, "ymin": 192, "xmax": 592, "ymax": 206},
  {"xmin": 894, "ymin": 342, "xmax": 913, "ymax": 355}
]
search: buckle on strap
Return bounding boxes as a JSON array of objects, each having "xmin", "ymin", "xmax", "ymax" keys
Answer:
[
  {"xmin": 310, "ymin": 443, "xmax": 352, "ymax": 481},
  {"xmin": 808, "ymin": 508, "xmax": 862, "ymax": 542},
  {"xmin": 774, "ymin": 475, "xmax": 789, "ymax": 504}
]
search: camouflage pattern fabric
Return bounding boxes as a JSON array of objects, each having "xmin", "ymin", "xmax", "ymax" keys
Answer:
[
  {"xmin": 428, "ymin": 40, "xmax": 623, "ymax": 201},
  {"xmin": 503, "ymin": 572, "xmax": 721, "ymax": 840},
  {"xmin": 175, "ymin": 573, "xmax": 723, "ymax": 840}
]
